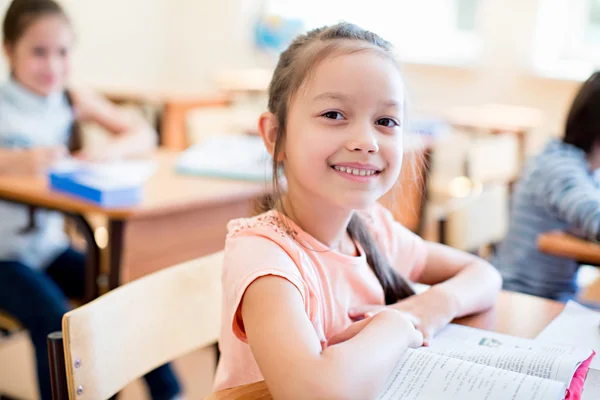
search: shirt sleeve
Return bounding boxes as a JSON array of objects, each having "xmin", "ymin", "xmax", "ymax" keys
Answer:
[
  {"xmin": 222, "ymin": 231, "xmax": 308, "ymax": 343},
  {"xmin": 540, "ymin": 156, "xmax": 600, "ymax": 241}
]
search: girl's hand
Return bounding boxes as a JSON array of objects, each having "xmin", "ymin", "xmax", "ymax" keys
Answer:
[
  {"xmin": 349, "ymin": 287, "xmax": 458, "ymax": 345},
  {"xmin": 9, "ymin": 146, "xmax": 66, "ymax": 175},
  {"xmin": 331, "ymin": 309, "xmax": 422, "ymax": 347},
  {"xmin": 72, "ymin": 140, "xmax": 155, "ymax": 163},
  {"xmin": 327, "ymin": 315, "xmax": 373, "ymax": 346},
  {"xmin": 376, "ymin": 308, "xmax": 424, "ymax": 348},
  {"xmin": 72, "ymin": 144, "xmax": 125, "ymax": 162}
]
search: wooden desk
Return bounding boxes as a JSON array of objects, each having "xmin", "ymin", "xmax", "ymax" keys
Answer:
[
  {"xmin": 0, "ymin": 150, "xmax": 265, "ymax": 300},
  {"xmin": 206, "ymin": 290, "xmax": 564, "ymax": 400},
  {"xmin": 538, "ymin": 231, "xmax": 600, "ymax": 266}
]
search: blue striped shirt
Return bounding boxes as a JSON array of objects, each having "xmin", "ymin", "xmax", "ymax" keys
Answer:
[{"xmin": 493, "ymin": 139, "xmax": 600, "ymax": 301}]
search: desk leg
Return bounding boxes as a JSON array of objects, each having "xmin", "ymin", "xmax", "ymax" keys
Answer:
[
  {"xmin": 68, "ymin": 214, "xmax": 100, "ymax": 302},
  {"xmin": 108, "ymin": 219, "xmax": 126, "ymax": 290},
  {"xmin": 516, "ymin": 131, "xmax": 527, "ymax": 169},
  {"xmin": 438, "ymin": 218, "xmax": 447, "ymax": 245}
]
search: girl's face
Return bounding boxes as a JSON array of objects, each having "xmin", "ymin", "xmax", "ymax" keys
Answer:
[
  {"xmin": 282, "ymin": 50, "xmax": 405, "ymax": 211},
  {"xmin": 4, "ymin": 15, "xmax": 73, "ymax": 96}
]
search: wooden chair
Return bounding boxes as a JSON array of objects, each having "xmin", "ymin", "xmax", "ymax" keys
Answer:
[
  {"xmin": 47, "ymin": 252, "xmax": 224, "ymax": 400},
  {"xmin": 428, "ymin": 183, "xmax": 509, "ymax": 254},
  {"xmin": 0, "ymin": 312, "xmax": 40, "ymax": 400}
]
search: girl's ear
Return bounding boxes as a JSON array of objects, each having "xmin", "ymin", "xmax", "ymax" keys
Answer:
[
  {"xmin": 2, "ymin": 41, "xmax": 14, "ymax": 62},
  {"xmin": 258, "ymin": 111, "xmax": 284, "ymax": 160}
]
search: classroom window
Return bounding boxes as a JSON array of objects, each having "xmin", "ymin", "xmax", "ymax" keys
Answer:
[
  {"xmin": 533, "ymin": 0, "xmax": 600, "ymax": 80},
  {"xmin": 264, "ymin": 0, "xmax": 483, "ymax": 67}
]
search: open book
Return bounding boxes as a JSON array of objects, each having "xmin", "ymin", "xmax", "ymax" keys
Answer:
[
  {"xmin": 175, "ymin": 135, "xmax": 272, "ymax": 182},
  {"xmin": 378, "ymin": 324, "xmax": 594, "ymax": 400}
]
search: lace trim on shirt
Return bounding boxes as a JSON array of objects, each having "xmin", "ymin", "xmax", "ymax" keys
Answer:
[{"xmin": 228, "ymin": 212, "xmax": 294, "ymax": 238}]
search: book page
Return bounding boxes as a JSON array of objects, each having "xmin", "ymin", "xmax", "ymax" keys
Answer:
[
  {"xmin": 583, "ymin": 368, "xmax": 600, "ymax": 400},
  {"xmin": 378, "ymin": 349, "xmax": 565, "ymax": 400},
  {"xmin": 427, "ymin": 343, "xmax": 590, "ymax": 385},
  {"xmin": 175, "ymin": 135, "xmax": 272, "ymax": 181},
  {"xmin": 430, "ymin": 324, "xmax": 592, "ymax": 384},
  {"xmin": 536, "ymin": 301, "xmax": 600, "ymax": 370}
]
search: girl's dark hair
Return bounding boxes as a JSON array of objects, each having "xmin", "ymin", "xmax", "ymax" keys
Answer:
[
  {"xmin": 564, "ymin": 71, "xmax": 600, "ymax": 154},
  {"xmin": 257, "ymin": 22, "xmax": 416, "ymax": 304},
  {"xmin": 3, "ymin": 0, "xmax": 68, "ymax": 47}
]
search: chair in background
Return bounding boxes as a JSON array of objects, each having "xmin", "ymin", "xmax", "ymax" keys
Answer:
[
  {"xmin": 466, "ymin": 134, "xmax": 520, "ymax": 185},
  {"xmin": 0, "ymin": 313, "xmax": 39, "ymax": 400},
  {"xmin": 440, "ymin": 183, "xmax": 509, "ymax": 254},
  {"xmin": 424, "ymin": 125, "xmax": 517, "ymax": 252},
  {"xmin": 47, "ymin": 252, "xmax": 224, "ymax": 400}
]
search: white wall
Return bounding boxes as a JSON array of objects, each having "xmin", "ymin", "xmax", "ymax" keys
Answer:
[
  {"xmin": 66, "ymin": 0, "xmax": 169, "ymax": 89},
  {"xmin": 400, "ymin": 0, "xmax": 581, "ymax": 151},
  {"xmin": 162, "ymin": 0, "xmax": 261, "ymax": 91},
  {"xmin": 0, "ymin": 0, "xmax": 169, "ymax": 90}
]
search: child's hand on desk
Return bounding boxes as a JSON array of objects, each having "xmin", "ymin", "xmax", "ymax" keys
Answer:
[
  {"xmin": 72, "ymin": 146, "xmax": 123, "ymax": 162},
  {"xmin": 349, "ymin": 286, "xmax": 457, "ymax": 346},
  {"xmin": 73, "ymin": 143, "xmax": 154, "ymax": 163},
  {"xmin": 5, "ymin": 146, "xmax": 67, "ymax": 175},
  {"xmin": 331, "ymin": 309, "xmax": 422, "ymax": 347}
]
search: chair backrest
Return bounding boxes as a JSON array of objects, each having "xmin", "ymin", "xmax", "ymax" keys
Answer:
[
  {"xmin": 57, "ymin": 252, "xmax": 223, "ymax": 399},
  {"xmin": 444, "ymin": 183, "xmax": 509, "ymax": 251},
  {"xmin": 467, "ymin": 134, "xmax": 520, "ymax": 184}
]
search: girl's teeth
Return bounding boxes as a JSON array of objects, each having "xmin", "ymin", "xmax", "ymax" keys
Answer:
[{"xmin": 334, "ymin": 165, "xmax": 378, "ymax": 176}]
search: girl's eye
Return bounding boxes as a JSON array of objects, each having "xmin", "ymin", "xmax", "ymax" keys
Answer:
[
  {"xmin": 59, "ymin": 47, "xmax": 68, "ymax": 57},
  {"xmin": 376, "ymin": 117, "xmax": 400, "ymax": 128},
  {"xmin": 33, "ymin": 47, "xmax": 46, "ymax": 57},
  {"xmin": 322, "ymin": 111, "xmax": 344, "ymax": 120}
]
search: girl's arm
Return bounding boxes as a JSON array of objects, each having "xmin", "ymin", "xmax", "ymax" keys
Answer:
[
  {"xmin": 539, "ymin": 156, "xmax": 600, "ymax": 241},
  {"xmin": 242, "ymin": 275, "xmax": 422, "ymax": 400},
  {"xmin": 395, "ymin": 242, "xmax": 501, "ymax": 343},
  {"xmin": 417, "ymin": 242, "xmax": 502, "ymax": 317},
  {"xmin": 0, "ymin": 146, "xmax": 65, "ymax": 175},
  {"xmin": 70, "ymin": 88, "xmax": 157, "ymax": 159},
  {"xmin": 349, "ymin": 242, "xmax": 502, "ymax": 344}
]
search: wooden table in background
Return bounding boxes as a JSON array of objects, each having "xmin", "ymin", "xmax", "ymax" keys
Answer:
[
  {"xmin": 206, "ymin": 291, "xmax": 564, "ymax": 400},
  {"xmin": 0, "ymin": 150, "xmax": 265, "ymax": 300},
  {"xmin": 538, "ymin": 231, "xmax": 600, "ymax": 266}
]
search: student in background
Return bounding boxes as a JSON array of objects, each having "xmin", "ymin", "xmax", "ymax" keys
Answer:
[
  {"xmin": 494, "ymin": 72, "xmax": 600, "ymax": 302},
  {"xmin": 0, "ymin": 1, "xmax": 181, "ymax": 399},
  {"xmin": 213, "ymin": 22, "xmax": 502, "ymax": 399}
]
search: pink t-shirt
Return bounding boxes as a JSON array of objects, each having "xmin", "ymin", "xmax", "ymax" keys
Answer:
[{"xmin": 212, "ymin": 204, "xmax": 427, "ymax": 391}]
